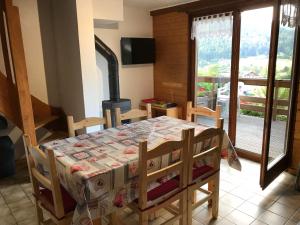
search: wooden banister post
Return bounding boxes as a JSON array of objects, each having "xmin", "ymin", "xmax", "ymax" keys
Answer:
[{"xmin": 4, "ymin": 0, "xmax": 37, "ymax": 144}]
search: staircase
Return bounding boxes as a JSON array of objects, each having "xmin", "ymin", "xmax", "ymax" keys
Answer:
[{"xmin": 0, "ymin": 0, "xmax": 67, "ymax": 146}]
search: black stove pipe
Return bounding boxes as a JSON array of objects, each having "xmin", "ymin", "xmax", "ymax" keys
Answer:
[{"xmin": 94, "ymin": 35, "xmax": 120, "ymax": 101}]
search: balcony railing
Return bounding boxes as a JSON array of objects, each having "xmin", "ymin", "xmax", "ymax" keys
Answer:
[{"xmin": 196, "ymin": 76, "xmax": 290, "ymax": 120}]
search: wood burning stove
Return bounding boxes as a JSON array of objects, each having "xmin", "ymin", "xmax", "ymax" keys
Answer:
[{"xmin": 95, "ymin": 35, "xmax": 131, "ymax": 126}]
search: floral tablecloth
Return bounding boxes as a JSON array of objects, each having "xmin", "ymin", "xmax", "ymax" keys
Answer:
[{"xmin": 40, "ymin": 116, "xmax": 241, "ymax": 225}]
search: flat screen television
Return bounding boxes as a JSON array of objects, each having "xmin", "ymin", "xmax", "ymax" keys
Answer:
[{"xmin": 121, "ymin": 37, "xmax": 155, "ymax": 65}]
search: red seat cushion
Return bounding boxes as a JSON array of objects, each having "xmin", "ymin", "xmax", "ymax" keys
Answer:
[
  {"xmin": 193, "ymin": 165, "xmax": 214, "ymax": 180},
  {"xmin": 39, "ymin": 185, "xmax": 76, "ymax": 218},
  {"xmin": 133, "ymin": 177, "xmax": 180, "ymax": 207},
  {"xmin": 147, "ymin": 178, "xmax": 179, "ymax": 201}
]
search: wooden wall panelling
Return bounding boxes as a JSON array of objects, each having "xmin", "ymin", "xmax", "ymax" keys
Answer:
[
  {"xmin": 290, "ymin": 26, "xmax": 300, "ymax": 172},
  {"xmin": 153, "ymin": 12, "xmax": 189, "ymax": 119},
  {"xmin": 151, "ymin": 0, "xmax": 274, "ymax": 16}
]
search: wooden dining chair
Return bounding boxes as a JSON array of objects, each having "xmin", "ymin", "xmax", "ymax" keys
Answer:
[
  {"xmin": 186, "ymin": 125, "xmax": 224, "ymax": 225},
  {"xmin": 23, "ymin": 134, "xmax": 77, "ymax": 225},
  {"xmin": 112, "ymin": 129, "xmax": 189, "ymax": 225},
  {"xmin": 115, "ymin": 103, "xmax": 152, "ymax": 126},
  {"xmin": 186, "ymin": 101, "xmax": 222, "ymax": 128},
  {"xmin": 67, "ymin": 109, "xmax": 112, "ymax": 137}
]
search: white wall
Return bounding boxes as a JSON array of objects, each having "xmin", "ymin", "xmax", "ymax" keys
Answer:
[
  {"xmin": 51, "ymin": 0, "xmax": 86, "ymax": 120},
  {"xmin": 14, "ymin": 0, "xmax": 49, "ymax": 104},
  {"xmin": 93, "ymin": 0, "xmax": 123, "ymax": 22},
  {"xmin": 94, "ymin": 5, "xmax": 154, "ymax": 108},
  {"xmin": 76, "ymin": 0, "xmax": 101, "ymax": 132},
  {"xmin": 37, "ymin": 0, "xmax": 60, "ymax": 107}
]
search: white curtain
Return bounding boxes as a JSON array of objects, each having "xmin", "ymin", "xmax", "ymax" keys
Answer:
[
  {"xmin": 191, "ymin": 12, "xmax": 233, "ymax": 40},
  {"xmin": 281, "ymin": 0, "xmax": 300, "ymax": 27}
]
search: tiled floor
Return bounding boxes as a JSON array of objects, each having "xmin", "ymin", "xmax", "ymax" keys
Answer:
[{"xmin": 0, "ymin": 158, "xmax": 299, "ymax": 225}]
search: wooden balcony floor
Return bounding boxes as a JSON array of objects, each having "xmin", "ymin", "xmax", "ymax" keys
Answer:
[{"xmin": 197, "ymin": 114, "xmax": 286, "ymax": 160}]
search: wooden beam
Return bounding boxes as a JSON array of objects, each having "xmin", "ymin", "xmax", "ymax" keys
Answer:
[
  {"xmin": 150, "ymin": 0, "xmax": 274, "ymax": 16},
  {"xmin": 4, "ymin": 0, "xmax": 37, "ymax": 144},
  {"xmin": 228, "ymin": 11, "xmax": 241, "ymax": 145}
]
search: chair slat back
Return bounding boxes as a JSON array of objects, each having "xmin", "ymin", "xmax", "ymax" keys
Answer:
[
  {"xmin": 67, "ymin": 109, "xmax": 112, "ymax": 137},
  {"xmin": 138, "ymin": 129, "xmax": 189, "ymax": 209},
  {"xmin": 23, "ymin": 135, "xmax": 65, "ymax": 219},
  {"xmin": 186, "ymin": 101, "xmax": 222, "ymax": 128},
  {"xmin": 115, "ymin": 103, "xmax": 152, "ymax": 126},
  {"xmin": 187, "ymin": 126, "xmax": 224, "ymax": 185}
]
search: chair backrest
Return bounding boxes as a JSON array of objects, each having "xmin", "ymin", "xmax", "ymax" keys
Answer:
[
  {"xmin": 115, "ymin": 103, "xmax": 152, "ymax": 126},
  {"xmin": 23, "ymin": 135, "xmax": 65, "ymax": 219},
  {"xmin": 186, "ymin": 101, "xmax": 222, "ymax": 128},
  {"xmin": 187, "ymin": 126, "xmax": 224, "ymax": 185},
  {"xmin": 67, "ymin": 109, "xmax": 112, "ymax": 137},
  {"xmin": 138, "ymin": 129, "xmax": 189, "ymax": 209}
]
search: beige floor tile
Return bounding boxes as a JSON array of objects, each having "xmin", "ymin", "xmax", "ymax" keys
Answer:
[
  {"xmin": 17, "ymin": 218, "xmax": 39, "ymax": 225},
  {"xmin": 193, "ymin": 204, "xmax": 207, "ymax": 217},
  {"xmin": 0, "ymin": 203, "xmax": 12, "ymax": 217},
  {"xmin": 216, "ymin": 218, "xmax": 237, "ymax": 225},
  {"xmin": 226, "ymin": 210, "xmax": 255, "ymax": 225},
  {"xmin": 257, "ymin": 211, "xmax": 287, "ymax": 225},
  {"xmin": 247, "ymin": 194, "xmax": 276, "ymax": 209},
  {"xmin": 218, "ymin": 203, "xmax": 235, "ymax": 217},
  {"xmin": 0, "ymin": 202, "xmax": 17, "ymax": 225},
  {"xmin": 250, "ymin": 219, "xmax": 267, "ymax": 225},
  {"xmin": 193, "ymin": 207, "xmax": 213, "ymax": 223},
  {"xmin": 161, "ymin": 210, "xmax": 174, "ymax": 220},
  {"xmin": 8, "ymin": 197, "xmax": 33, "ymax": 212},
  {"xmin": 0, "ymin": 194, "xmax": 5, "ymax": 205},
  {"xmin": 12, "ymin": 205, "xmax": 36, "ymax": 222},
  {"xmin": 220, "ymin": 193, "xmax": 245, "ymax": 208},
  {"xmin": 0, "ymin": 214, "xmax": 17, "ymax": 225},
  {"xmin": 289, "ymin": 209, "xmax": 300, "ymax": 223},
  {"xmin": 193, "ymin": 207, "xmax": 223, "ymax": 225},
  {"xmin": 149, "ymin": 217, "xmax": 166, "ymax": 225},
  {"xmin": 284, "ymin": 220, "xmax": 298, "ymax": 225},
  {"xmin": 220, "ymin": 180, "xmax": 238, "ymax": 192},
  {"xmin": 267, "ymin": 202, "xmax": 296, "ymax": 218},
  {"xmin": 277, "ymin": 192, "xmax": 300, "ymax": 209},
  {"xmin": 230, "ymin": 186, "xmax": 254, "ymax": 200},
  {"xmin": 238, "ymin": 201, "xmax": 266, "ymax": 218},
  {"xmin": 192, "ymin": 218, "xmax": 204, "ymax": 224},
  {"xmin": 1, "ymin": 185, "xmax": 27, "ymax": 203}
]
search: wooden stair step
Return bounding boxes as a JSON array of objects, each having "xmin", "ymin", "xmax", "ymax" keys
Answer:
[
  {"xmin": 34, "ymin": 115, "xmax": 60, "ymax": 130},
  {"xmin": 38, "ymin": 131, "xmax": 68, "ymax": 144}
]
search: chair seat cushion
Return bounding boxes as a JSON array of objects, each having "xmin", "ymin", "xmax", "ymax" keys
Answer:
[
  {"xmin": 133, "ymin": 177, "xmax": 180, "ymax": 207},
  {"xmin": 148, "ymin": 178, "xmax": 179, "ymax": 201},
  {"xmin": 193, "ymin": 165, "xmax": 214, "ymax": 180},
  {"xmin": 39, "ymin": 185, "xmax": 76, "ymax": 218}
]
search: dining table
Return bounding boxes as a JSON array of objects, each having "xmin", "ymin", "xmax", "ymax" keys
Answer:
[{"xmin": 38, "ymin": 116, "xmax": 241, "ymax": 225}]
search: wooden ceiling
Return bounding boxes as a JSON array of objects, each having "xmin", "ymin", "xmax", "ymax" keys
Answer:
[{"xmin": 150, "ymin": 0, "xmax": 275, "ymax": 16}]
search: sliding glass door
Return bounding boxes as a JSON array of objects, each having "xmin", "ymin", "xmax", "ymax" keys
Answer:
[{"xmin": 192, "ymin": 0, "xmax": 299, "ymax": 189}]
